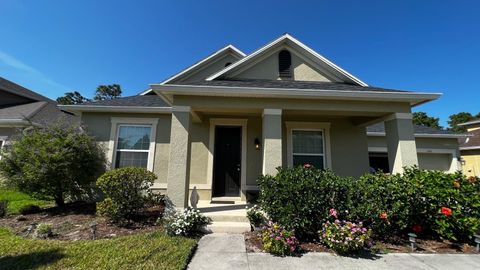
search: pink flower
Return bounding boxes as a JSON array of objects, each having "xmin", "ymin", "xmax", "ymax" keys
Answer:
[
  {"xmin": 329, "ymin": 208, "xmax": 338, "ymax": 218},
  {"xmin": 275, "ymin": 236, "xmax": 281, "ymax": 241},
  {"xmin": 303, "ymin": 163, "xmax": 312, "ymax": 169}
]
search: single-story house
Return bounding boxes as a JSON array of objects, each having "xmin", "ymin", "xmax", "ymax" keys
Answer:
[
  {"xmin": 61, "ymin": 34, "xmax": 463, "ymax": 208},
  {"xmin": 459, "ymin": 119, "xmax": 480, "ymax": 177},
  {"xmin": 0, "ymin": 77, "xmax": 75, "ymax": 151}
]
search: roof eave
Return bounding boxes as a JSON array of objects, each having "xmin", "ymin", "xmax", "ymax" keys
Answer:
[
  {"xmin": 460, "ymin": 146, "xmax": 480, "ymax": 150},
  {"xmin": 0, "ymin": 119, "xmax": 41, "ymax": 127},
  {"xmin": 367, "ymin": 132, "xmax": 467, "ymax": 139},
  {"xmin": 58, "ymin": 105, "xmax": 172, "ymax": 114},
  {"xmin": 151, "ymin": 84, "xmax": 441, "ymax": 106}
]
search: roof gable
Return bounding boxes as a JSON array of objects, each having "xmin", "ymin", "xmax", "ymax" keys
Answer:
[
  {"xmin": 0, "ymin": 77, "xmax": 52, "ymax": 103},
  {"xmin": 206, "ymin": 34, "xmax": 368, "ymax": 86},
  {"xmin": 141, "ymin": 45, "xmax": 245, "ymax": 95}
]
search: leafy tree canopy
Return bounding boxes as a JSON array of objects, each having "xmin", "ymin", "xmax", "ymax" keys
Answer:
[
  {"xmin": 93, "ymin": 84, "xmax": 122, "ymax": 101},
  {"xmin": 56, "ymin": 91, "xmax": 91, "ymax": 105},
  {"xmin": 412, "ymin": 112, "xmax": 442, "ymax": 129}
]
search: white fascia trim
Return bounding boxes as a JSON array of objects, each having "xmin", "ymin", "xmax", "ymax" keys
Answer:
[
  {"xmin": 206, "ymin": 34, "xmax": 368, "ymax": 86},
  {"xmin": 140, "ymin": 45, "xmax": 246, "ymax": 96},
  {"xmin": 0, "ymin": 119, "xmax": 41, "ymax": 127},
  {"xmin": 151, "ymin": 84, "xmax": 441, "ymax": 105},
  {"xmin": 458, "ymin": 119, "xmax": 480, "ymax": 126},
  {"xmin": 367, "ymin": 131, "xmax": 467, "ymax": 139},
  {"xmin": 58, "ymin": 105, "xmax": 172, "ymax": 114},
  {"xmin": 460, "ymin": 146, "xmax": 480, "ymax": 150}
]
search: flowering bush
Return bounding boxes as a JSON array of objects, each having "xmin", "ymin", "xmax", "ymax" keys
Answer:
[
  {"xmin": 320, "ymin": 219, "xmax": 371, "ymax": 254},
  {"xmin": 163, "ymin": 203, "xmax": 211, "ymax": 236},
  {"xmin": 247, "ymin": 205, "xmax": 266, "ymax": 228},
  {"xmin": 262, "ymin": 222, "xmax": 299, "ymax": 256}
]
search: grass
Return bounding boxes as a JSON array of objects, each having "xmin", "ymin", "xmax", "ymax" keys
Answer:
[
  {"xmin": 0, "ymin": 189, "xmax": 53, "ymax": 214},
  {"xmin": 0, "ymin": 227, "xmax": 197, "ymax": 270}
]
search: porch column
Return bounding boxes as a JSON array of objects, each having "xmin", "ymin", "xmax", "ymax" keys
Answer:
[
  {"xmin": 385, "ymin": 113, "xmax": 418, "ymax": 173},
  {"xmin": 262, "ymin": 109, "xmax": 282, "ymax": 175},
  {"xmin": 167, "ymin": 106, "xmax": 191, "ymax": 208}
]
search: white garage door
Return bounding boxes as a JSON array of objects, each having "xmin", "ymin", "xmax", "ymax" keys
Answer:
[{"xmin": 418, "ymin": 153, "xmax": 451, "ymax": 171}]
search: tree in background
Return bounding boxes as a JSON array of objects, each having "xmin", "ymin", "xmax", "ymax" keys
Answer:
[
  {"xmin": 447, "ymin": 112, "xmax": 480, "ymax": 133},
  {"xmin": 93, "ymin": 84, "xmax": 122, "ymax": 101},
  {"xmin": 56, "ymin": 91, "xmax": 91, "ymax": 105},
  {"xmin": 412, "ymin": 112, "xmax": 442, "ymax": 129}
]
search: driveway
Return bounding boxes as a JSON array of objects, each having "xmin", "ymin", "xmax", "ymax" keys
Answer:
[{"xmin": 188, "ymin": 233, "xmax": 480, "ymax": 270}]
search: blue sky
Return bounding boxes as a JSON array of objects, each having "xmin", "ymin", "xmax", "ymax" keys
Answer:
[{"xmin": 0, "ymin": 0, "xmax": 479, "ymax": 126}]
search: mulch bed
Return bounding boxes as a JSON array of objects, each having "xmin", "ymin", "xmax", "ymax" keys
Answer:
[
  {"xmin": 0, "ymin": 201, "xmax": 165, "ymax": 241},
  {"xmin": 244, "ymin": 231, "xmax": 478, "ymax": 254}
]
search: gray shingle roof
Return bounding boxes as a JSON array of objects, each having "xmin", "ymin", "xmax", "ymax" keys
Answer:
[
  {"xmin": 0, "ymin": 77, "xmax": 52, "ymax": 102},
  {"xmin": 82, "ymin": 95, "xmax": 170, "ymax": 107},
  {"xmin": 182, "ymin": 79, "xmax": 410, "ymax": 93},
  {"xmin": 0, "ymin": 101, "xmax": 47, "ymax": 119},
  {"xmin": 459, "ymin": 129, "xmax": 480, "ymax": 149},
  {"xmin": 367, "ymin": 122, "xmax": 456, "ymax": 135}
]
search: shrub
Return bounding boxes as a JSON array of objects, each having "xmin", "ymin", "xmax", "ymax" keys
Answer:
[
  {"xmin": 262, "ymin": 222, "xmax": 299, "ymax": 256},
  {"xmin": 320, "ymin": 219, "xmax": 371, "ymax": 254},
  {"xmin": 163, "ymin": 207, "xmax": 211, "ymax": 236},
  {"xmin": 0, "ymin": 123, "xmax": 106, "ymax": 206},
  {"xmin": 35, "ymin": 223, "xmax": 53, "ymax": 238},
  {"xmin": 0, "ymin": 200, "xmax": 8, "ymax": 217},
  {"xmin": 96, "ymin": 167, "xmax": 157, "ymax": 223},
  {"xmin": 247, "ymin": 205, "xmax": 266, "ymax": 227},
  {"xmin": 258, "ymin": 166, "xmax": 354, "ymax": 239},
  {"xmin": 18, "ymin": 204, "xmax": 41, "ymax": 215}
]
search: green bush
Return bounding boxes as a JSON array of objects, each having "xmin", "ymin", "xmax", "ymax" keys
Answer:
[
  {"xmin": 0, "ymin": 200, "xmax": 8, "ymax": 217},
  {"xmin": 0, "ymin": 123, "xmax": 106, "ymax": 206},
  {"xmin": 18, "ymin": 204, "xmax": 41, "ymax": 215},
  {"xmin": 257, "ymin": 166, "xmax": 480, "ymax": 242},
  {"xmin": 258, "ymin": 166, "xmax": 354, "ymax": 239},
  {"xmin": 96, "ymin": 167, "xmax": 157, "ymax": 223}
]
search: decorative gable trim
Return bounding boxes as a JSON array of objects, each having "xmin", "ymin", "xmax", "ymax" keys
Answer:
[{"xmin": 206, "ymin": 34, "xmax": 368, "ymax": 86}]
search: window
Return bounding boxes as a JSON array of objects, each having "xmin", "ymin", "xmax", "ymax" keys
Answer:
[
  {"xmin": 114, "ymin": 125, "xmax": 152, "ymax": 168},
  {"xmin": 292, "ymin": 130, "xmax": 325, "ymax": 169},
  {"xmin": 278, "ymin": 50, "xmax": 292, "ymax": 79}
]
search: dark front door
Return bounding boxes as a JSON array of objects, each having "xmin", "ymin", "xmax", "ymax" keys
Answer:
[{"xmin": 213, "ymin": 126, "xmax": 242, "ymax": 197}]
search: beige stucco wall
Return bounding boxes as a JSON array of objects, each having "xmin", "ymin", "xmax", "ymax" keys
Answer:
[
  {"xmin": 234, "ymin": 50, "xmax": 332, "ymax": 82},
  {"xmin": 461, "ymin": 149, "xmax": 480, "ymax": 177},
  {"xmin": 0, "ymin": 127, "xmax": 18, "ymax": 140},
  {"xmin": 171, "ymin": 54, "xmax": 240, "ymax": 84}
]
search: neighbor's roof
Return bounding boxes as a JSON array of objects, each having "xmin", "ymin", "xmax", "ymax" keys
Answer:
[
  {"xmin": 367, "ymin": 122, "xmax": 465, "ymax": 138},
  {"xmin": 182, "ymin": 79, "xmax": 407, "ymax": 93},
  {"xmin": 82, "ymin": 95, "xmax": 170, "ymax": 107},
  {"xmin": 0, "ymin": 77, "xmax": 52, "ymax": 102},
  {"xmin": 459, "ymin": 129, "xmax": 480, "ymax": 150}
]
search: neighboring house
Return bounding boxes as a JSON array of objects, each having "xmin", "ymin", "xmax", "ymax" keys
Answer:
[
  {"xmin": 61, "ymin": 34, "xmax": 463, "ymax": 207},
  {"xmin": 0, "ymin": 77, "xmax": 74, "ymax": 151},
  {"xmin": 459, "ymin": 119, "xmax": 480, "ymax": 177}
]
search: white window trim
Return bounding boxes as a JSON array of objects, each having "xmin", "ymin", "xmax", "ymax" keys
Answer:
[
  {"xmin": 0, "ymin": 136, "xmax": 6, "ymax": 160},
  {"xmin": 286, "ymin": 122, "xmax": 332, "ymax": 169},
  {"xmin": 207, "ymin": 118, "xmax": 248, "ymax": 197},
  {"xmin": 108, "ymin": 117, "xmax": 158, "ymax": 171}
]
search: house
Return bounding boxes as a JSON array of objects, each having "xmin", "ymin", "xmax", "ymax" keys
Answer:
[
  {"xmin": 0, "ymin": 77, "xmax": 75, "ymax": 150},
  {"xmin": 61, "ymin": 34, "xmax": 463, "ymax": 208},
  {"xmin": 459, "ymin": 119, "xmax": 480, "ymax": 176}
]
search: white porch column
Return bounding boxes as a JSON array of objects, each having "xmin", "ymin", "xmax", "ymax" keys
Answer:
[
  {"xmin": 385, "ymin": 113, "xmax": 418, "ymax": 174},
  {"xmin": 262, "ymin": 109, "xmax": 283, "ymax": 175},
  {"xmin": 167, "ymin": 106, "xmax": 191, "ymax": 208}
]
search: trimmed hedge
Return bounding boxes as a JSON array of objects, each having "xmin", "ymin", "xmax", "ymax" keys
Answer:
[{"xmin": 258, "ymin": 166, "xmax": 480, "ymax": 242}]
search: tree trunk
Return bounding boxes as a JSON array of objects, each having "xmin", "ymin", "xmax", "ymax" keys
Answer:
[{"xmin": 55, "ymin": 196, "xmax": 65, "ymax": 208}]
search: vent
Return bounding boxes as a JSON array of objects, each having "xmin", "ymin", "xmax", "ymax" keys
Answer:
[
  {"xmin": 278, "ymin": 50, "xmax": 292, "ymax": 79},
  {"xmin": 225, "ymin": 62, "xmax": 232, "ymax": 67}
]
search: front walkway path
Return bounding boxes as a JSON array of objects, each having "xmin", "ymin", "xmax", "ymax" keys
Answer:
[{"xmin": 188, "ymin": 233, "xmax": 480, "ymax": 270}]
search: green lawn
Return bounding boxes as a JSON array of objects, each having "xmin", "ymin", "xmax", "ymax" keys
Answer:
[
  {"xmin": 0, "ymin": 227, "xmax": 197, "ymax": 270},
  {"xmin": 0, "ymin": 189, "xmax": 53, "ymax": 214}
]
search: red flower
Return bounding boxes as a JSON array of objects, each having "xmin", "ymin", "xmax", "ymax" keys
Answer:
[
  {"xmin": 303, "ymin": 164, "xmax": 312, "ymax": 169},
  {"xmin": 379, "ymin": 212, "xmax": 388, "ymax": 220},
  {"xmin": 440, "ymin": 207, "xmax": 452, "ymax": 216},
  {"xmin": 412, "ymin": 224, "xmax": 422, "ymax": 233}
]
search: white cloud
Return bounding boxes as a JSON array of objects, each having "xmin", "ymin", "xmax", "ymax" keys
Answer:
[{"xmin": 0, "ymin": 50, "xmax": 69, "ymax": 91}]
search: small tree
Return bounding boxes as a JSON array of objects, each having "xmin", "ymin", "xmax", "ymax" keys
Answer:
[
  {"xmin": 56, "ymin": 91, "xmax": 91, "ymax": 105},
  {"xmin": 0, "ymin": 123, "xmax": 106, "ymax": 206},
  {"xmin": 93, "ymin": 84, "xmax": 122, "ymax": 101}
]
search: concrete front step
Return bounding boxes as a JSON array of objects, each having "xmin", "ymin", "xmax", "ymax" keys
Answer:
[
  {"xmin": 205, "ymin": 221, "xmax": 251, "ymax": 233},
  {"xmin": 204, "ymin": 213, "xmax": 249, "ymax": 223}
]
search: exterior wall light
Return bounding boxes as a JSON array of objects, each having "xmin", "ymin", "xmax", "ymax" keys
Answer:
[{"xmin": 254, "ymin": 138, "xmax": 261, "ymax": 150}]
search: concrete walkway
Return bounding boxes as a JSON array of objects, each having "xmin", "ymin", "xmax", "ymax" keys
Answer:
[{"xmin": 188, "ymin": 233, "xmax": 480, "ymax": 270}]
